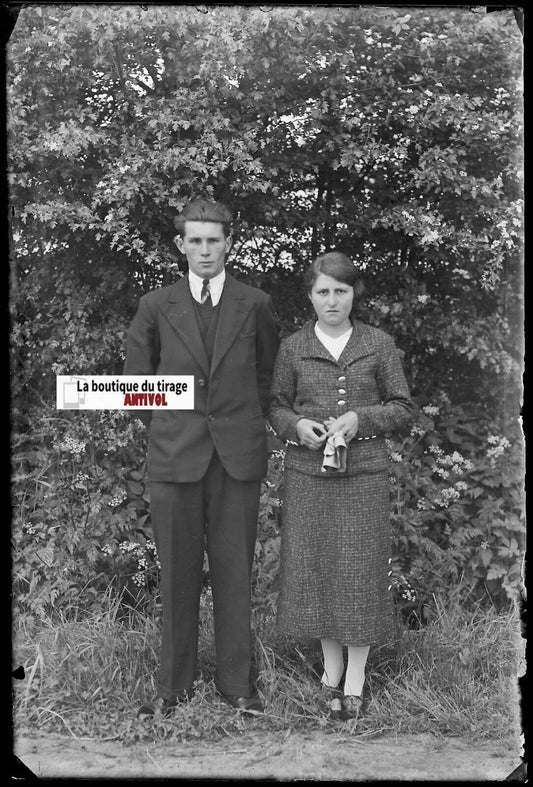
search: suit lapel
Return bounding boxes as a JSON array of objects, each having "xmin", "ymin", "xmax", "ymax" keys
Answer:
[
  {"xmin": 338, "ymin": 320, "xmax": 377, "ymax": 366},
  {"xmin": 210, "ymin": 275, "xmax": 254, "ymax": 377},
  {"xmin": 301, "ymin": 323, "xmax": 336, "ymax": 362},
  {"xmin": 160, "ymin": 277, "xmax": 210, "ymax": 376}
]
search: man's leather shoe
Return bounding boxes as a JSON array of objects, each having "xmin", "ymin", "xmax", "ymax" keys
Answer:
[
  {"xmin": 219, "ymin": 692, "xmax": 264, "ymax": 714},
  {"xmin": 137, "ymin": 689, "xmax": 194, "ymax": 718}
]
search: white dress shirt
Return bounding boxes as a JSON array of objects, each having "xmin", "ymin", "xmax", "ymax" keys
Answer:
[{"xmin": 188, "ymin": 269, "xmax": 226, "ymax": 306}]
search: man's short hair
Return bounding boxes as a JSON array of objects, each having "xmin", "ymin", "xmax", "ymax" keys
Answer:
[{"xmin": 174, "ymin": 200, "xmax": 233, "ymax": 238}]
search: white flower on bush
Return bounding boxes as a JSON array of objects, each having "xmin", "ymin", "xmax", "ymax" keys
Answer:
[
  {"xmin": 422, "ymin": 405, "xmax": 440, "ymax": 417},
  {"xmin": 433, "ymin": 449, "xmax": 472, "ymax": 473},
  {"xmin": 410, "ymin": 425, "xmax": 426, "ymax": 437},
  {"xmin": 438, "ymin": 454, "xmax": 454, "ymax": 467},
  {"xmin": 390, "ymin": 452, "xmax": 403, "ymax": 463},
  {"xmin": 73, "ymin": 472, "xmax": 90, "ymax": 489},
  {"xmin": 101, "ymin": 544, "xmax": 113, "ymax": 556},
  {"xmin": 132, "ymin": 572, "xmax": 145, "ymax": 587},
  {"xmin": 455, "ymin": 481, "xmax": 468, "ymax": 492},
  {"xmin": 109, "ymin": 489, "xmax": 127, "ymax": 507},
  {"xmin": 116, "ymin": 540, "xmax": 161, "ymax": 573},
  {"xmin": 420, "ymin": 231, "xmax": 439, "ymax": 246},
  {"xmin": 435, "ymin": 487, "xmax": 461, "ymax": 508},
  {"xmin": 452, "ymin": 267, "xmax": 471, "ymax": 279},
  {"xmin": 486, "ymin": 435, "xmax": 511, "ymax": 464},
  {"xmin": 434, "ymin": 467, "xmax": 450, "ymax": 479},
  {"xmin": 60, "ymin": 436, "xmax": 86, "ymax": 455},
  {"xmin": 119, "ymin": 541, "xmax": 143, "ymax": 554}
]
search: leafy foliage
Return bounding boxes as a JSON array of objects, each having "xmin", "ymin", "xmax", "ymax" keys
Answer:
[
  {"xmin": 12, "ymin": 399, "xmax": 523, "ymax": 624},
  {"xmin": 9, "ymin": 6, "xmax": 524, "ymax": 624},
  {"xmin": 12, "ymin": 411, "xmax": 155, "ymax": 619},
  {"xmin": 8, "ymin": 6, "xmax": 523, "ymax": 407},
  {"xmin": 386, "ymin": 402, "xmax": 524, "ymax": 623}
]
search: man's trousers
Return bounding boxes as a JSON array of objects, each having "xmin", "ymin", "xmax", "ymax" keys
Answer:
[{"xmin": 150, "ymin": 452, "xmax": 261, "ymax": 699}]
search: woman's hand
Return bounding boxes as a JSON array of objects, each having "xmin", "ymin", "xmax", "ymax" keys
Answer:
[
  {"xmin": 296, "ymin": 418, "xmax": 327, "ymax": 450},
  {"xmin": 324, "ymin": 411, "xmax": 359, "ymax": 442}
]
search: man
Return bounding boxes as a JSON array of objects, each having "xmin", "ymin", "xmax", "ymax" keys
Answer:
[{"xmin": 124, "ymin": 200, "xmax": 279, "ymax": 716}]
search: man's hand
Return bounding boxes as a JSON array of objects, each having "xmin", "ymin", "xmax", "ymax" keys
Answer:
[
  {"xmin": 296, "ymin": 418, "xmax": 327, "ymax": 450},
  {"xmin": 324, "ymin": 411, "xmax": 359, "ymax": 442}
]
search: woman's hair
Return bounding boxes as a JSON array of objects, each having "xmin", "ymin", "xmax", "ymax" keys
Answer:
[
  {"xmin": 304, "ymin": 251, "xmax": 364, "ymax": 298},
  {"xmin": 174, "ymin": 200, "xmax": 233, "ymax": 238}
]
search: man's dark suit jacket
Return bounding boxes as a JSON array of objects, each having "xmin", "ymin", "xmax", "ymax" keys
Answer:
[{"xmin": 124, "ymin": 273, "xmax": 279, "ymax": 483}]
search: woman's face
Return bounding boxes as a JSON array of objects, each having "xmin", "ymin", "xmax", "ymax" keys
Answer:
[{"xmin": 309, "ymin": 273, "xmax": 354, "ymax": 329}]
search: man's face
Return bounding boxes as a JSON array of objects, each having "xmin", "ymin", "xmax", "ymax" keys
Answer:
[{"xmin": 176, "ymin": 221, "xmax": 232, "ymax": 279}]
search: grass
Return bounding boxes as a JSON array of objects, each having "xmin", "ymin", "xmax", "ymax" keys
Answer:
[{"xmin": 12, "ymin": 589, "xmax": 524, "ymax": 746}]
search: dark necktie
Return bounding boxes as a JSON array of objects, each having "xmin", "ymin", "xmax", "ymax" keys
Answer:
[{"xmin": 201, "ymin": 278, "xmax": 212, "ymax": 306}]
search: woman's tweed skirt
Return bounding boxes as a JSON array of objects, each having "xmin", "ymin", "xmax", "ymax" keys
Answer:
[{"xmin": 276, "ymin": 468, "xmax": 394, "ymax": 646}]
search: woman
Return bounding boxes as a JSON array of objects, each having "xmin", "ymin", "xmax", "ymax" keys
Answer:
[{"xmin": 269, "ymin": 252, "xmax": 413, "ymax": 720}]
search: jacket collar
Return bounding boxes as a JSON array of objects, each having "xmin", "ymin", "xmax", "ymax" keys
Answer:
[
  {"xmin": 161, "ymin": 274, "xmax": 254, "ymax": 377},
  {"xmin": 301, "ymin": 320, "xmax": 376, "ymax": 365}
]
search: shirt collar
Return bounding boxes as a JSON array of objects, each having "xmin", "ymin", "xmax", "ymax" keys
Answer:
[
  {"xmin": 314, "ymin": 322, "xmax": 353, "ymax": 344},
  {"xmin": 188, "ymin": 269, "xmax": 226, "ymax": 305}
]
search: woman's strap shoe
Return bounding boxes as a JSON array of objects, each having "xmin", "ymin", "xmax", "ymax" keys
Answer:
[{"xmin": 339, "ymin": 694, "xmax": 365, "ymax": 721}]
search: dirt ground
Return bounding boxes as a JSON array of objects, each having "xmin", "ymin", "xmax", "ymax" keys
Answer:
[{"xmin": 13, "ymin": 728, "xmax": 524, "ymax": 781}]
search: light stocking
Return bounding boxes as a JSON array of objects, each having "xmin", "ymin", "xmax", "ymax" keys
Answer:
[
  {"xmin": 320, "ymin": 638, "xmax": 344, "ymax": 688},
  {"xmin": 343, "ymin": 645, "xmax": 370, "ymax": 697}
]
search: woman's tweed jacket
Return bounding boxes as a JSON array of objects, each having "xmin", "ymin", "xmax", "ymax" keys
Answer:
[
  {"xmin": 269, "ymin": 319, "xmax": 413, "ymax": 475},
  {"xmin": 268, "ymin": 319, "xmax": 414, "ymax": 644}
]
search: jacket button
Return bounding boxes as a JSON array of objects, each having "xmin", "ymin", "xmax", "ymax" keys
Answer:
[
  {"xmin": 337, "ymin": 400, "xmax": 346, "ymax": 406},
  {"xmin": 208, "ymin": 414, "xmax": 214, "ymax": 421},
  {"xmin": 338, "ymin": 388, "xmax": 346, "ymax": 395},
  {"xmin": 338, "ymin": 375, "xmax": 346, "ymax": 382},
  {"xmin": 198, "ymin": 379, "xmax": 206, "ymax": 388}
]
